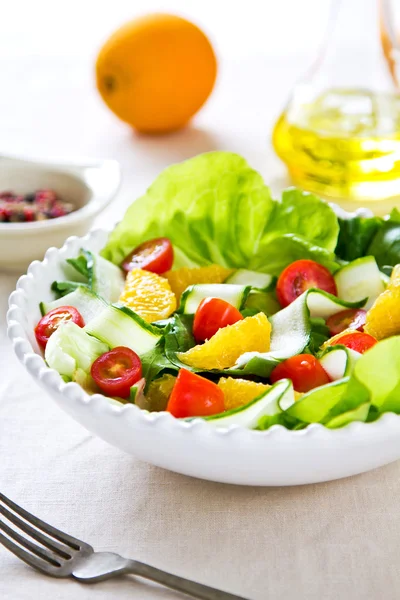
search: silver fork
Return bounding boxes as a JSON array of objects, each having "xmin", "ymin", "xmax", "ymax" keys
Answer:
[{"xmin": 0, "ymin": 493, "xmax": 248, "ymax": 600}]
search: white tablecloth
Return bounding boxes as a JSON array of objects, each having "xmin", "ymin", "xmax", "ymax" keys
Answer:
[{"xmin": 2, "ymin": 2, "xmax": 400, "ymax": 598}]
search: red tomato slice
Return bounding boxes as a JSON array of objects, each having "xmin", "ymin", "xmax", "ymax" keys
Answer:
[
  {"xmin": 270, "ymin": 354, "xmax": 331, "ymax": 393},
  {"xmin": 326, "ymin": 309, "xmax": 367, "ymax": 336},
  {"xmin": 166, "ymin": 369, "xmax": 225, "ymax": 418},
  {"xmin": 276, "ymin": 259, "xmax": 337, "ymax": 308},
  {"xmin": 91, "ymin": 346, "xmax": 142, "ymax": 398},
  {"xmin": 35, "ymin": 306, "xmax": 85, "ymax": 349},
  {"xmin": 121, "ymin": 237, "xmax": 173, "ymax": 274},
  {"xmin": 329, "ymin": 332, "xmax": 377, "ymax": 354},
  {"xmin": 193, "ymin": 297, "xmax": 244, "ymax": 342}
]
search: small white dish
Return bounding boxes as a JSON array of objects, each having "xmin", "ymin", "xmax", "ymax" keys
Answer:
[
  {"xmin": 7, "ymin": 228, "xmax": 400, "ymax": 486},
  {"xmin": 0, "ymin": 155, "xmax": 121, "ymax": 272}
]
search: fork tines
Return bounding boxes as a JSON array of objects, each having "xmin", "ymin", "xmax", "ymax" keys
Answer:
[{"xmin": 0, "ymin": 493, "xmax": 89, "ymax": 576}]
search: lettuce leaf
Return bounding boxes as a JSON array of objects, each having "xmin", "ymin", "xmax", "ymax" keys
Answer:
[
  {"xmin": 102, "ymin": 152, "xmax": 339, "ymax": 275},
  {"xmin": 366, "ymin": 209, "xmax": 400, "ymax": 270},
  {"xmin": 336, "ymin": 208, "xmax": 400, "ymax": 269},
  {"xmin": 280, "ymin": 336, "xmax": 400, "ymax": 429},
  {"xmin": 335, "ymin": 214, "xmax": 382, "ymax": 261}
]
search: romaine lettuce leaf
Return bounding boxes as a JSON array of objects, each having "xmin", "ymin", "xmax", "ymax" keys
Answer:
[{"xmin": 101, "ymin": 152, "xmax": 339, "ymax": 275}]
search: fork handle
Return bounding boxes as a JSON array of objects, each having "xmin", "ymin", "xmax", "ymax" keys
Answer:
[{"xmin": 126, "ymin": 560, "xmax": 249, "ymax": 600}]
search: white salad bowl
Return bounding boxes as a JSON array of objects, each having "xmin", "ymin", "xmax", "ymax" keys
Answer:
[
  {"xmin": 7, "ymin": 228, "xmax": 400, "ymax": 486},
  {"xmin": 0, "ymin": 155, "xmax": 121, "ymax": 272}
]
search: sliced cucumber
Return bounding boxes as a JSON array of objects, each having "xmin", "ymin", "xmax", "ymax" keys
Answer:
[
  {"xmin": 45, "ymin": 321, "xmax": 109, "ymax": 379},
  {"xmin": 225, "ymin": 269, "xmax": 275, "ymax": 291},
  {"xmin": 319, "ymin": 346, "xmax": 361, "ymax": 381},
  {"xmin": 40, "ymin": 287, "xmax": 107, "ymax": 323},
  {"xmin": 244, "ymin": 290, "xmax": 281, "ymax": 316},
  {"xmin": 201, "ymin": 380, "xmax": 294, "ymax": 429},
  {"xmin": 334, "ymin": 256, "xmax": 385, "ymax": 309},
  {"xmin": 306, "ymin": 288, "xmax": 366, "ymax": 318},
  {"xmin": 85, "ymin": 251, "xmax": 125, "ymax": 303},
  {"xmin": 235, "ymin": 288, "xmax": 364, "ymax": 370},
  {"xmin": 178, "ymin": 284, "xmax": 251, "ymax": 314},
  {"xmin": 285, "ymin": 378, "xmax": 348, "ymax": 424},
  {"xmin": 324, "ymin": 402, "xmax": 370, "ymax": 429},
  {"xmin": 84, "ymin": 305, "xmax": 162, "ymax": 356},
  {"xmin": 51, "ymin": 280, "xmax": 88, "ymax": 299}
]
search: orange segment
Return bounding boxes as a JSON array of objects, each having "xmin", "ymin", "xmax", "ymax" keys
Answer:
[
  {"xmin": 119, "ymin": 268, "xmax": 176, "ymax": 322},
  {"xmin": 218, "ymin": 377, "xmax": 271, "ymax": 410},
  {"xmin": 178, "ymin": 312, "xmax": 271, "ymax": 370},
  {"xmin": 165, "ymin": 265, "xmax": 234, "ymax": 301},
  {"xmin": 218, "ymin": 377, "xmax": 303, "ymax": 410},
  {"xmin": 364, "ymin": 264, "xmax": 400, "ymax": 340}
]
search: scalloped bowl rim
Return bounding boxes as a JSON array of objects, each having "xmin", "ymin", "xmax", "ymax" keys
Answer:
[
  {"xmin": 7, "ymin": 227, "xmax": 400, "ymax": 439},
  {"xmin": 7, "ymin": 227, "xmax": 400, "ymax": 485}
]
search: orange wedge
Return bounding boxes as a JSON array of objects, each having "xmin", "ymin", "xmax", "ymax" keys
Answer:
[
  {"xmin": 119, "ymin": 268, "xmax": 176, "ymax": 322},
  {"xmin": 165, "ymin": 265, "xmax": 234, "ymax": 301},
  {"xmin": 178, "ymin": 312, "xmax": 271, "ymax": 370}
]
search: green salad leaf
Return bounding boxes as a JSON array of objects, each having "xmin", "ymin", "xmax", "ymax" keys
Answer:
[
  {"xmin": 335, "ymin": 214, "xmax": 382, "ymax": 262},
  {"xmin": 366, "ymin": 210, "xmax": 400, "ymax": 270},
  {"xmin": 336, "ymin": 208, "xmax": 400, "ymax": 269},
  {"xmin": 102, "ymin": 152, "xmax": 339, "ymax": 275},
  {"xmin": 275, "ymin": 336, "xmax": 400, "ymax": 430}
]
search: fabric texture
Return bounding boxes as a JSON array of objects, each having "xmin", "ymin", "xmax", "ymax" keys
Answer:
[{"xmin": 1, "ymin": 270, "xmax": 400, "ymax": 600}]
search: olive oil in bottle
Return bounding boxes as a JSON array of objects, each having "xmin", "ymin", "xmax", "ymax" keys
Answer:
[
  {"xmin": 273, "ymin": 88, "xmax": 400, "ymax": 202},
  {"xmin": 272, "ymin": 0, "xmax": 400, "ymax": 208}
]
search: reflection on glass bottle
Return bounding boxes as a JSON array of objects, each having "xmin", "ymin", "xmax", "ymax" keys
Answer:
[{"xmin": 273, "ymin": 0, "xmax": 400, "ymax": 205}]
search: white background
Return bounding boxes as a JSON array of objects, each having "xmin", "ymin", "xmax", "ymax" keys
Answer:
[
  {"xmin": 0, "ymin": 0, "xmax": 337, "ymax": 220},
  {"xmin": 3, "ymin": 3, "xmax": 400, "ymax": 600}
]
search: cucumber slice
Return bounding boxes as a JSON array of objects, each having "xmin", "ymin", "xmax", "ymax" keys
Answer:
[
  {"xmin": 324, "ymin": 402, "xmax": 370, "ymax": 429},
  {"xmin": 286, "ymin": 378, "xmax": 349, "ymax": 424},
  {"xmin": 201, "ymin": 380, "xmax": 294, "ymax": 429},
  {"xmin": 45, "ymin": 321, "xmax": 109, "ymax": 379},
  {"xmin": 334, "ymin": 256, "xmax": 385, "ymax": 309},
  {"xmin": 84, "ymin": 305, "xmax": 162, "ymax": 355},
  {"xmin": 65, "ymin": 250, "xmax": 125, "ymax": 303},
  {"xmin": 319, "ymin": 346, "xmax": 361, "ymax": 381},
  {"xmin": 235, "ymin": 288, "xmax": 364, "ymax": 370},
  {"xmin": 225, "ymin": 269, "xmax": 275, "ymax": 291},
  {"xmin": 85, "ymin": 251, "xmax": 125, "ymax": 303},
  {"xmin": 50, "ymin": 281, "xmax": 88, "ymax": 298},
  {"xmin": 244, "ymin": 290, "xmax": 281, "ymax": 316},
  {"xmin": 40, "ymin": 287, "xmax": 107, "ymax": 323},
  {"xmin": 178, "ymin": 284, "xmax": 251, "ymax": 314},
  {"xmin": 306, "ymin": 288, "xmax": 366, "ymax": 318}
]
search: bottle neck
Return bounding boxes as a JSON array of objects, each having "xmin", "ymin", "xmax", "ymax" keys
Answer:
[{"xmin": 304, "ymin": 0, "xmax": 395, "ymax": 93}]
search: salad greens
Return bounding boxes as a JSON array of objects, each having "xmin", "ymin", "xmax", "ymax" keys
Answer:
[
  {"xmin": 36, "ymin": 151, "xmax": 400, "ymax": 432},
  {"xmin": 336, "ymin": 208, "xmax": 400, "ymax": 270},
  {"xmin": 102, "ymin": 152, "xmax": 339, "ymax": 275}
]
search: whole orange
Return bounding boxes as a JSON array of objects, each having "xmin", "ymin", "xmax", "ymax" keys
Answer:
[{"xmin": 96, "ymin": 14, "xmax": 217, "ymax": 134}]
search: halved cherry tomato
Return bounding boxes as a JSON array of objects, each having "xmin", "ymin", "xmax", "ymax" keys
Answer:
[
  {"xmin": 270, "ymin": 354, "xmax": 331, "ymax": 393},
  {"xmin": 193, "ymin": 297, "xmax": 244, "ymax": 342},
  {"xmin": 166, "ymin": 369, "xmax": 225, "ymax": 418},
  {"xmin": 91, "ymin": 346, "xmax": 142, "ymax": 398},
  {"xmin": 276, "ymin": 259, "xmax": 337, "ymax": 308},
  {"xmin": 121, "ymin": 237, "xmax": 173, "ymax": 274},
  {"xmin": 35, "ymin": 306, "xmax": 85, "ymax": 349},
  {"xmin": 329, "ymin": 332, "xmax": 377, "ymax": 354},
  {"xmin": 326, "ymin": 309, "xmax": 367, "ymax": 336}
]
